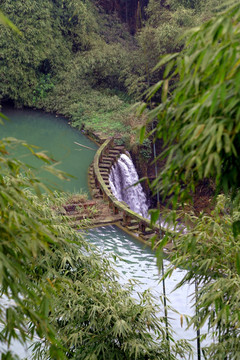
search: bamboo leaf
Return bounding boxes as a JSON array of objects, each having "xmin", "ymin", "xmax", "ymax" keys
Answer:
[
  {"xmin": 139, "ymin": 125, "xmax": 146, "ymax": 144},
  {"xmin": 235, "ymin": 252, "xmax": 240, "ymax": 274},
  {"xmin": 149, "ymin": 208, "xmax": 160, "ymax": 226},
  {"xmin": 0, "ymin": 10, "xmax": 22, "ymax": 35},
  {"xmin": 232, "ymin": 220, "xmax": 240, "ymax": 238}
]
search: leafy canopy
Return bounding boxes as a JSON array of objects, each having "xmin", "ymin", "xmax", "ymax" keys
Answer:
[
  {"xmin": 161, "ymin": 195, "xmax": 240, "ymax": 360},
  {"xmin": 142, "ymin": 3, "xmax": 240, "ymax": 206},
  {"xmin": 141, "ymin": 2, "xmax": 240, "ymax": 359}
]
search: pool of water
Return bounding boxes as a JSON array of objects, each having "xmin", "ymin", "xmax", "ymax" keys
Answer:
[
  {"xmin": 0, "ymin": 107, "xmax": 98, "ymax": 193},
  {"xmin": 0, "ymin": 108, "xmax": 207, "ymax": 358},
  {"xmin": 6, "ymin": 224, "xmax": 203, "ymax": 359},
  {"xmin": 85, "ymin": 225, "xmax": 208, "ymax": 357}
]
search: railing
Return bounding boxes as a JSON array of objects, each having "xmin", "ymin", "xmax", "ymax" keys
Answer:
[{"xmin": 92, "ymin": 138, "xmax": 172, "ymax": 239}]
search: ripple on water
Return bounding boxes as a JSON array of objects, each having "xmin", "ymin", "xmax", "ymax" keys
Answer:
[{"xmin": 84, "ymin": 225, "xmax": 209, "ymax": 358}]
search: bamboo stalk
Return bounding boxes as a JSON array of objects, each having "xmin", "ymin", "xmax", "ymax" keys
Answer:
[{"xmin": 74, "ymin": 141, "xmax": 95, "ymax": 150}]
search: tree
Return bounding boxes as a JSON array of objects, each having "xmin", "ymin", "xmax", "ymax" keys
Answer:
[
  {"xmin": 141, "ymin": 2, "xmax": 240, "ymax": 358},
  {"xmin": 0, "ymin": 0, "xmax": 73, "ymax": 106},
  {"xmin": 143, "ymin": 2, "xmax": 240, "ymax": 205},
  {"xmin": 0, "ymin": 137, "xmax": 67, "ymax": 359},
  {"xmin": 159, "ymin": 194, "xmax": 240, "ymax": 359}
]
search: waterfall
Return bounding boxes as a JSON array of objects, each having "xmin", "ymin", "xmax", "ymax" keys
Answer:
[{"xmin": 109, "ymin": 153, "xmax": 149, "ymax": 218}]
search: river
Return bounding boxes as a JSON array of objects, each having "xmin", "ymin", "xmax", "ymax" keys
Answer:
[{"xmin": 1, "ymin": 108, "xmax": 204, "ymax": 358}]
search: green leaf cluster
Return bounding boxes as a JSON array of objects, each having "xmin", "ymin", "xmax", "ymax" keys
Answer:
[
  {"xmin": 1, "ymin": 0, "xmax": 231, "ymax": 143},
  {"xmin": 143, "ymin": 2, "xmax": 240, "ymax": 358},
  {"xmin": 0, "ymin": 138, "xmax": 68, "ymax": 359},
  {"xmin": 161, "ymin": 195, "xmax": 240, "ymax": 359},
  {"xmin": 0, "ymin": 136, "xmax": 190, "ymax": 359},
  {"xmin": 145, "ymin": 3, "xmax": 240, "ymax": 204},
  {"xmin": 124, "ymin": 0, "xmax": 222, "ymax": 98},
  {"xmin": 0, "ymin": 0, "xmax": 71, "ymax": 106}
]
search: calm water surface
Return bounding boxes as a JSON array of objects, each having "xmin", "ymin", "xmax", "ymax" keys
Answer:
[{"xmin": 0, "ymin": 107, "xmax": 98, "ymax": 193}]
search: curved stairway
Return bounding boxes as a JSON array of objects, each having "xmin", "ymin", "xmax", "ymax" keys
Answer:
[
  {"xmin": 88, "ymin": 143, "xmax": 159, "ymax": 243},
  {"xmin": 88, "ymin": 145, "xmax": 124, "ymax": 198}
]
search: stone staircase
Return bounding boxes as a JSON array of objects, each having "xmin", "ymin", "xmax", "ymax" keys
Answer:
[
  {"xmin": 88, "ymin": 145, "xmax": 124, "ymax": 199},
  {"xmin": 88, "ymin": 143, "xmax": 158, "ymax": 243}
]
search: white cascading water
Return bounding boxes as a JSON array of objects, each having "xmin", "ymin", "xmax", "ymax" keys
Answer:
[{"xmin": 109, "ymin": 153, "xmax": 149, "ymax": 218}]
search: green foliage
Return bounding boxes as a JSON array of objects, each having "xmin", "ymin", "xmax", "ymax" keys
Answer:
[
  {"xmin": 144, "ymin": 3, "xmax": 240, "ymax": 205},
  {"xmin": 0, "ymin": 0, "xmax": 134, "ymax": 138},
  {"xmin": 41, "ymin": 256, "xmax": 175, "ymax": 360},
  {"xmin": 139, "ymin": 138, "xmax": 152, "ymax": 160},
  {"xmin": 124, "ymin": 0, "xmax": 199, "ymax": 98},
  {"xmin": 0, "ymin": 138, "xmax": 69, "ymax": 359},
  {"xmin": 64, "ymin": 0, "xmax": 99, "ymax": 51},
  {"xmin": 1, "ymin": 0, "xmax": 228, "ymax": 143},
  {"xmin": 40, "ymin": 53, "xmax": 133, "ymax": 138},
  {"xmin": 1, "ymin": 0, "xmax": 235, "ymax": 145},
  {"xmin": 0, "ymin": 0, "xmax": 71, "ymax": 106},
  {"xmin": 171, "ymin": 0, "xmax": 203, "ymax": 10},
  {"xmin": 0, "ymin": 8, "xmax": 21, "ymax": 34},
  {"xmin": 32, "ymin": 74, "xmax": 54, "ymax": 103},
  {"xmin": 126, "ymin": 0, "xmax": 236, "ymax": 100},
  {"xmin": 0, "ymin": 136, "xmax": 190, "ymax": 359},
  {"xmin": 75, "ymin": 42, "xmax": 129, "ymax": 89},
  {"xmin": 143, "ymin": 2, "xmax": 240, "ymax": 359},
  {"xmin": 161, "ymin": 195, "xmax": 240, "ymax": 359}
]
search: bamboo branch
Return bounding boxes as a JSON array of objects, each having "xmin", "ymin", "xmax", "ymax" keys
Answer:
[{"xmin": 74, "ymin": 141, "xmax": 95, "ymax": 150}]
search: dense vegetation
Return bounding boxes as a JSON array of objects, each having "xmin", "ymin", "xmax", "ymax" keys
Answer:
[
  {"xmin": 1, "ymin": 0, "xmax": 240, "ymax": 359},
  {"xmin": 142, "ymin": 2, "xmax": 240, "ymax": 359},
  {"xmin": 0, "ymin": 0, "xmax": 225, "ymax": 145},
  {"xmin": 0, "ymin": 138, "xmax": 190, "ymax": 359}
]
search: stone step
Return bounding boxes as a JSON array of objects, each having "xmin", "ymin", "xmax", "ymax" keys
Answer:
[
  {"xmin": 109, "ymin": 150, "xmax": 121, "ymax": 156},
  {"xmin": 63, "ymin": 202, "xmax": 96, "ymax": 212},
  {"xmin": 107, "ymin": 154, "xmax": 118, "ymax": 160},
  {"xmin": 127, "ymin": 224, "xmax": 139, "ymax": 231},
  {"xmin": 113, "ymin": 145, "xmax": 125, "ymax": 151},
  {"xmin": 143, "ymin": 227, "xmax": 155, "ymax": 235},
  {"xmin": 129, "ymin": 219, "xmax": 139, "ymax": 226},
  {"xmin": 101, "ymin": 174, "xmax": 109, "ymax": 180},
  {"xmin": 100, "ymin": 160, "xmax": 112, "ymax": 167},
  {"xmin": 99, "ymin": 163, "xmax": 111, "ymax": 169},
  {"xmin": 92, "ymin": 214, "xmax": 123, "ymax": 225},
  {"xmin": 102, "ymin": 156, "xmax": 113, "ymax": 162},
  {"xmin": 99, "ymin": 156, "xmax": 112, "ymax": 163},
  {"xmin": 100, "ymin": 173, "xmax": 109, "ymax": 178},
  {"xmin": 100, "ymin": 168, "xmax": 109, "ymax": 173}
]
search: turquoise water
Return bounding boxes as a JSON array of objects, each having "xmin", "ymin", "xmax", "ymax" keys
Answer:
[
  {"xmin": 85, "ymin": 225, "xmax": 208, "ymax": 357},
  {"xmin": 0, "ymin": 108, "xmax": 206, "ymax": 358},
  {"xmin": 0, "ymin": 107, "xmax": 98, "ymax": 193},
  {"xmin": 6, "ymin": 224, "xmax": 204, "ymax": 358}
]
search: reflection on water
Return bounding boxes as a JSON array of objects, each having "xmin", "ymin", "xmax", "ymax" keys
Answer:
[
  {"xmin": 85, "ymin": 225, "xmax": 208, "ymax": 357},
  {"xmin": 1, "ymin": 107, "xmax": 98, "ymax": 193}
]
